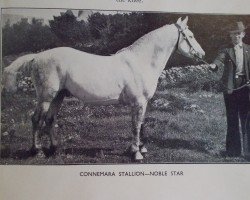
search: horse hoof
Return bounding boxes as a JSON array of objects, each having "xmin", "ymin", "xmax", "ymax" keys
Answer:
[
  {"xmin": 96, "ymin": 150, "xmax": 105, "ymax": 159},
  {"xmin": 130, "ymin": 144, "xmax": 140, "ymax": 153},
  {"xmin": 48, "ymin": 145, "xmax": 57, "ymax": 155},
  {"xmin": 30, "ymin": 146, "xmax": 41, "ymax": 156},
  {"xmin": 140, "ymin": 146, "xmax": 148, "ymax": 153},
  {"xmin": 37, "ymin": 150, "xmax": 45, "ymax": 158},
  {"xmin": 134, "ymin": 151, "xmax": 143, "ymax": 160}
]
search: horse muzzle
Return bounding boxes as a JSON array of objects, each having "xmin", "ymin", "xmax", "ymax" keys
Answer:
[{"xmin": 192, "ymin": 48, "xmax": 205, "ymax": 58}]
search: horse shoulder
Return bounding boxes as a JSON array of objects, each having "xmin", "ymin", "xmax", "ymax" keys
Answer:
[{"xmin": 111, "ymin": 53, "xmax": 159, "ymax": 96}]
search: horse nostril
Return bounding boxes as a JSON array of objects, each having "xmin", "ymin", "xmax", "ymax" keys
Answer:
[
  {"xmin": 194, "ymin": 52, "xmax": 202, "ymax": 59},
  {"xmin": 198, "ymin": 52, "xmax": 205, "ymax": 59}
]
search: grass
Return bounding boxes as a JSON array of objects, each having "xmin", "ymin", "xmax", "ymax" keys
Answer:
[{"xmin": 1, "ymin": 86, "xmax": 248, "ymax": 164}]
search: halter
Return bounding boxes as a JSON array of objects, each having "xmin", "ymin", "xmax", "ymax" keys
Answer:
[
  {"xmin": 174, "ymin": 23, "xmax": 204, "ymax": 62},
  {"xmin": 175, "ymin": 24, "xmax": 250, "ymax": 91}
]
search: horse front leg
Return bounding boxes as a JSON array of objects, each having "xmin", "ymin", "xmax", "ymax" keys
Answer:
[
  {"xmin": 131, "ymin": 101, "xmax": 147, "ymax": 160},
  {"xmin": 140, "ymin": 124, "xmax": 148, "ymax": 153}
]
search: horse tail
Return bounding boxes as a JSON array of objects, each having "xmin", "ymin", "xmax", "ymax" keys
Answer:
[{"xmin": 2, "ymin": 54, "xmax": 36, "ymax": 93}]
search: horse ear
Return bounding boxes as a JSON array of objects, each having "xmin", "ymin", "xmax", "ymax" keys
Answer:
[
  {"xmin": 182, "ymin": 16, "xmax": 189, "ymax": 25},
  {"xmin": 176, "ymin": 17, "xmax": 182, "ymax": 25}
]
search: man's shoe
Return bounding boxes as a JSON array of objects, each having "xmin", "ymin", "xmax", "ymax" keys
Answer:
[
  {"xmin": 243, "ymin": 152, "xmax": 250, "ymax": 160},
  {"xmin": 220, "ymin": 150, "xmax": 241, "ymax": 157}
]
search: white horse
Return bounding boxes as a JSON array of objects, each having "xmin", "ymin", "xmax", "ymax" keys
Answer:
[{"xmin": 2, "ymin": 17, "xmax": 205, "ymax": 160}]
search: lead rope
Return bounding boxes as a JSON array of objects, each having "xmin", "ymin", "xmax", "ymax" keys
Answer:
[
  {"xmin": 193, "ymin": 54, "xmax": 250, "ymax": 91},
  {"xmin": 174, "ymin": 23, "xmax": 249, "ymax": 92}
]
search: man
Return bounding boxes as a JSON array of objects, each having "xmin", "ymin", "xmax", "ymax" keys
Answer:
[{"xmin": 210, "ymin": 21, "xmax": 250, "ymax": 157}]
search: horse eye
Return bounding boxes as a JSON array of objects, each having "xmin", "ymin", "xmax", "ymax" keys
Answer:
[{"xmin": 189, "ymin": 36, "xmax": 193, "ymax": 38}]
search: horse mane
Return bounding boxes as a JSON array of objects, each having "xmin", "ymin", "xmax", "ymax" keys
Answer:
[{"xmin": 115, "ymin": 24, "xmax": 172, "ymax": 55}]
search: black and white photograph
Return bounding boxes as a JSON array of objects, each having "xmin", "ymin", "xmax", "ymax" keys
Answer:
[{"xmin": 1, "ymin": 8, "xmax": 250, "ymax": 165}]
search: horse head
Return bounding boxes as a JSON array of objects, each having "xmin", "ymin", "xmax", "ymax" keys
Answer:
[{"xmin": 175, "ymin": 16, "xmax": 205, "ymax": 60}]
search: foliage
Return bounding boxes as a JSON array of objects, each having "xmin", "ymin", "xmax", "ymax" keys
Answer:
[
  {"xmin": 3, "ymin": 11, "xmax": 250, "ymax": 64},
  {"xmin": 2, "ymin": 18, "xmax": 59, "ymax": 56},
  {"xmin": 48, "ymin": 12, "xmax": 250, "ymax": 61},
  {"xmin": 28, "ymin": 18, "xmax": 60, "ymax": 52},
  {"xmin": 78, "ymin": 12, "xmax": 148, "ymax": 55},
  {"xmin": 49, "ymin": 10, "xmax": 90, "ymax": 47},
  {"xmin": 159, "ymin": 64, "xmax": 224, "ymax": 93}
]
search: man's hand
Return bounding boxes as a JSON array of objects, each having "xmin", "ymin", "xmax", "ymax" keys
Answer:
[{"xmin": 209, "ymin": 64, "xmax": 217, "ymax": 71}]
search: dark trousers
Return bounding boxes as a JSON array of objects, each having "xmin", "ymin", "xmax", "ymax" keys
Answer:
[{"xmin": 223, "ymin": 87, "xmax": 250, "ymax": 156}]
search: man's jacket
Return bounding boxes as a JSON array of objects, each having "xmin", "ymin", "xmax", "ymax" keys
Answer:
[{"xmin": 213, "ymin": 43, "xmax": 250, "ymax": 93}]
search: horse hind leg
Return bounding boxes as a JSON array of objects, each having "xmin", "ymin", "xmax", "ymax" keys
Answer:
[
  {"xmin": 31, "ymin": 106, "xmax": 42, "ymax": 154},
  {"xmin": 31, "ymin": 101, "xmax": 51, "ymax": 156},
  {"xmin": 44, "ymin": 89, "xmax": 67, "ymax": 155}
]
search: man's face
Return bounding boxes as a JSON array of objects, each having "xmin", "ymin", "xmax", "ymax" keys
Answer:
[{"xmin": 230, "ymin": 31, "xmax": 245, "ymax": 45}]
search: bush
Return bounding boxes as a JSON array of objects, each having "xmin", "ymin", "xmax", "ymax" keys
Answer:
[{"xmin": 159, "ymin": 64, "xmax": 223, "ymax": 92}]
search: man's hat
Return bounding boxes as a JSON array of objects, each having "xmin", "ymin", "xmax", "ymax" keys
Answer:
[{"xmin": 229, "ymin": 21, "xmax": 246, "ymax": 33}]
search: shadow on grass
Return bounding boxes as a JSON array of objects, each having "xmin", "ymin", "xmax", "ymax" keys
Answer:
[
  {"xmin": 1, "ymin": 147, "xmax": 36, "ymax": 159},
  {"xmin": 0, "ymin": 146, "xmax": 121, "ymax": 161},
  {"xmin": 63, "ymin": 147, "xmax": 116, "ymax": 158},
  {"xmin": 148, "ymin": 136, "xmax": 209, "ymax": 153},
  {"xmin": 1, "ymin": 145, "xmax": 61, "ymax": 160}
]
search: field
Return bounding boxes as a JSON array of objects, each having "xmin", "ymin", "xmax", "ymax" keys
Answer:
[
  {"xmin": 1, "ymin": 84, "xmax": 248, "ymax": 164},
  {"xmin": 1, "ymin": 53, "xmax": 249, "ymax": 164}
]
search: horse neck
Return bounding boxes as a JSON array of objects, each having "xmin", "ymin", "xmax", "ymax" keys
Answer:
[{"xmin": 120, "ymin": 24, "xmax": 178, "ymax": 76}]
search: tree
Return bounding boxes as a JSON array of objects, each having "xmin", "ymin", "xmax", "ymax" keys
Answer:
[
  {"xmin": 49, "ymin": 10, "xmax": 90, "ymax": 46},
  {"xmin": 2, "ymin": 19, "xmax": 15, "ymax": 55},
  {"xmin": 87, "ymin": 12, "xmax": 108, "ymax": 39},
  {"xmin": 2, "ymin": 17, "xmax": 59, "ymax": 56},
  {"xmin": 28, "ymin": 18, "xmax": 59, "ymax": 52}
]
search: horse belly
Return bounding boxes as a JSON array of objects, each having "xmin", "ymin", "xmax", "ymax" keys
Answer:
[{"xmin": 65, "ymin": 75, "xmax": 123, "ymax": 105}]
